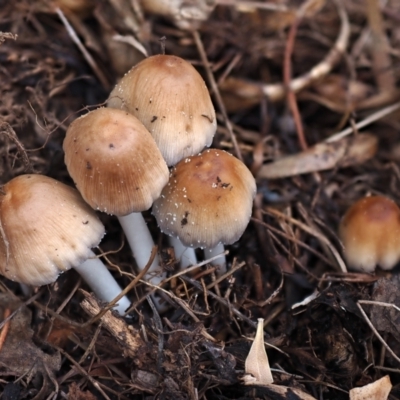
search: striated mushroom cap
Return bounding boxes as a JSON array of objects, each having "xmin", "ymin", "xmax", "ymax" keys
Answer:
[
  {"xmin": 107, "ymin": 54, "xmax": 216, "ymax": 166},
  {"xmin": 152, "ymin": 149, "xmax": 256, "ymax": 248},
  {"xmin": 0, "ymin": 174, "xmax": 105, "ymax": 286},
  {"xmin": 339, "ymin": 195, "xmax": 400, "ymax": 272},
  {"xmin": 63, "ymin": 107, "xmax": 169, "ymax": 216}
]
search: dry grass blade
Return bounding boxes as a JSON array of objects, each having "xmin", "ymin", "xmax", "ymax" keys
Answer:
[
  {"xmin": 264, "ymin": 207, "xmax": 347, "ymax": 273},
  {"xmin": 326, "ymin": 100, "xmax": 400, "ymax": 142},
  {"xmin": 55, "ymin": 7, "xmax": 110, "ymax": 90}
]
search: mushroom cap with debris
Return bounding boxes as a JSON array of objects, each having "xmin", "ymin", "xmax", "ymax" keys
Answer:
[
  {"xmin": 107, "ymin": 54, "xmax": 216, "ymax": 166},
  {"xmin": 63, "ymin": 107, "xmax": 169, "ymax": 216},
  {"xmin": 0, "ymin": 174, "xmax": 105, "ymax": 286},
  {"xmin": 152, "ymin": 149, "xmax": 256, "ymax": 248}
]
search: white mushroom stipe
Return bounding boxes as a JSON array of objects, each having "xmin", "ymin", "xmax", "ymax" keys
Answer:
[
  {"xmin": 169, "ymin": 236, "xmax": 198, "ymax": 269},
  {"xmin": 118, "ymin": 213, "xmax": 164, "ymax": 285},
  {"xmin": 203, "ymin": 244, "xmax": 226, "ymax": 272},
  {"xmin": 74, "ymin": 252, "xmax": 131, "ymax": 315}
]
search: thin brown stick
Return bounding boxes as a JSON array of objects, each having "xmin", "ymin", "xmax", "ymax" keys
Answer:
[
  {"xmin": 181, "ymin": 275, "xmax": 257, "ymax": 328},
  {"xmin": 0, "ymin": 308, "xmax": 11, "ymax": 352},
  {"xmin": 263, "ymin": 0, "xmax": 350, "ymax": 101},
  {"xmin": 55, "ymin": 8, "xmax": 110, "ymax": 90},
  {"xmin": 284, "ymin": 16, "xmax": 308, "ymax": 150},
  {"xmin": 53, "ymin": 345, "xmax": 112, "ymax": 400},
  {"xmin": 357, "ymin": 302, "xmax": 400, "ymax": 364},
  {"xmin": 262, "ymin": 207, "xmax": 347, "ymax": 272},
  {"xmin": 192, "ymin": 30, "xmax": 243, "ymax": 162}
]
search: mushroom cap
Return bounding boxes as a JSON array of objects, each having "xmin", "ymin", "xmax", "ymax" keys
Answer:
[
  {"xmin": 0, "ymin": 174, "xmax": 105, "ymax": 286},
  {"xmin": 63, "ymin": 107, "xmax": 169, "ymax": 216},
  {"xmin": 339, "ymin": 195, "xmax": 400, "ymax": 272},
  {"xmin": 152, "ymin": 149, "xmax": 256, "ymax": 248},
  {"xmin": 107, "ymin": 54, "xmax": 217, "ymax": 166}
]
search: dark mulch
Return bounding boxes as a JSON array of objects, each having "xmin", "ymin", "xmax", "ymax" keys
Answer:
[{"xmin": 0, "ymin": 0, "xmax": 399, "ymax": 399}]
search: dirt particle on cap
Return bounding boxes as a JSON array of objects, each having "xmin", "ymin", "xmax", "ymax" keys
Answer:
[{"xmin": 181, "ymin": 211, "xmax": 189, "ymax": 227}]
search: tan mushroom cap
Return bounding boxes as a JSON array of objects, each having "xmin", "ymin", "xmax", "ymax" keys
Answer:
[
  {"xmin": 339, "ymin": 195, "xmax": 400, "ymax": 272},
  {"xmin": 0, "ymin": 174, "xmax": 105, "ymax": 286},
  {"xmin": 63, "ymin": 107, "xmax": 169, "ymax": 216},
  {"xmin": 107, "ymin": 54, "xmax": 217, "ymax": 166},
  {"xmin": 152, "ymin": 149, "xmax": 256, "ymax": 248}
]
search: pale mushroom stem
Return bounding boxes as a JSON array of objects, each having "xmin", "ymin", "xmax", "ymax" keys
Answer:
[
  {"xmin": 204, "ymin": 244, "xmax": 227, "ymax": 275},
  {"xmin": 169, "ymin": 236, "xmax": 198, "ymax": 269},
  {"xmin": 118, "ymin": 212, "xmax": 165, "ymax": 285},
  {"xmin": 74, "ymin": 251, "xmax": 131, "ymax": 315}
]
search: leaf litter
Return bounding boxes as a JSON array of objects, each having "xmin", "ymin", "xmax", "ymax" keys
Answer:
[{"xmin": 0, "ymin": 0, "xmax": 400, "ymax": 399}]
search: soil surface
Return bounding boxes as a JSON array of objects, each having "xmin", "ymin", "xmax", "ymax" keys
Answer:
[{"xmin": 0, "ymin": 1, "xmax": 400, "ymax": 399}]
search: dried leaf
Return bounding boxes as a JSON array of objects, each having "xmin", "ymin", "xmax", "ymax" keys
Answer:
[
  {"xmin": 349, "ymin": 375, "xmax": 392, "ymax": 400},
  {"xmin": 243, "ymin": 318, "xmax": 273, "ymax": 385},
  {"xmin": 140, "ymin": 0, "xmax": 215, "ymax": 30},
  {"xmin": 0, "ymin": 294, "xmax": 61, "ymax": 397},
  {"xmin": 260, "ymin": 383, "xmax": 318, "ymax": 399},
  {"xmin": 257, "ymin": 134, "xmax": 378, "ymax": 179},
  {"xmin": 68, "ymin": 382, "xmax": 97, "ymax": 400},
  {"xmin": 370, "ymin": 274, "xmax": 400, "ymax": 338}
]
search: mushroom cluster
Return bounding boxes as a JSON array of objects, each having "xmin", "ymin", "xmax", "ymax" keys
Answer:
[
  {"xmin": 0, "ymin": 53, "xmax": 257, "ymax": 315},
  {"xmin": 106, "ymin": 54, "xmax": 256, "ymax": 275}
]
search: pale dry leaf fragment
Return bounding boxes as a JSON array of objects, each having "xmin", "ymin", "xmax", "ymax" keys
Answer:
[
  {"xmin": 140, "ymin": 0, "xmax": 216, "ymax": 30},
  {"xmin": 257, "ymin": 134, "xmax": 378, "ymax": 179},
  {"xmin": 349, "ymin": 375, "xmax": 392, "ymax": 400},
  {"xmin": 0, "ymin": 32, "xmax": 17, "ymax": 45},
  {"xmin": 261, "ymin": 384, "xmax": 317, "ymax": 399},
  {"xmin": 243, "ymin": 318, "xmax": 273, "ymax": 385}
]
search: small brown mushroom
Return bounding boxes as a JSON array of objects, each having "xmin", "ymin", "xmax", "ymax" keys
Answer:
[
  {"xmin": 63, "ymin": 107, "xmax": 170, "ymax": 285},
  {"xmin": 339, "ymin": 195, "xmax": 400, "ymax": 272},
  {"xmin": 0, "ymin": 174, "xmax": 130, "ymax": 314},
  {"xmin": 107, "ymin": 54, "xmax": 217, "ymax": 166},
  {"xmin": 152, "ymin": 149, "xmax": 256, "ymax": 272}
]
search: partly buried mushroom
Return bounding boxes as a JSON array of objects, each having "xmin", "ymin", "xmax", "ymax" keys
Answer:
[
  {"xmin": 0, "ymin": 174, "xmax": 130, "ymax": 315},
  {"xmin": 107, "ymin": 54, "xmax": 217, "ymax": 167},
  {"xmin": 63, "ymin": 107, "xmax": 169, "ymax": 285},
  {"xmin": 339, "ymin": 195, "xmax": 400, "ymax": 272},
  {"xmin": 152, "ymin": 149, "xmax": 256, "ymax": 273}
]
